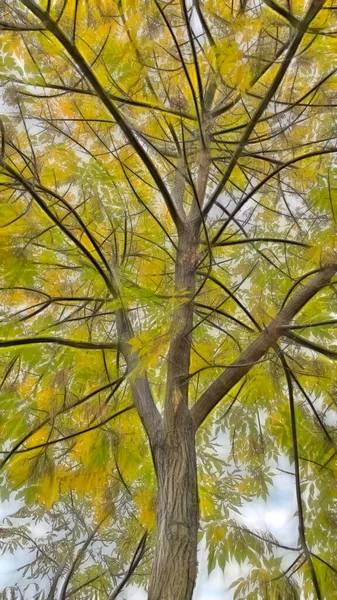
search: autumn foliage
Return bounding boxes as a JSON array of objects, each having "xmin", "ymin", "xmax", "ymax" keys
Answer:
[{"xmin": 0, "ymin": 0, "xmax": 337, "ymax": 598}]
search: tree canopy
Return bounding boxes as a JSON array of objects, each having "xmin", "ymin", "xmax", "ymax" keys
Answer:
[{"xmin": 0, "ymin": 0, "xmax": 337, "ymax": 598}]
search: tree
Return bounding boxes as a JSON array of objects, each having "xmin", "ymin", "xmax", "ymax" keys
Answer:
[{"xmin": 0, "ymin": 0, "xmax": 337, "ymax": 597}]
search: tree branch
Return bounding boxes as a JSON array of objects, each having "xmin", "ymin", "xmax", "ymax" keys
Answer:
[
  {"xmin": 0, "ymin": 405, "xmax": 134, "ymax": 456},
  {"xmin": 59, "ymin": 513, "xmax": 111, "ymax": 600},
  {"xmin": 0, "ymin": 158, "xmax": 115, "ymax": 294},
  {"xmin": 262, "ymin": 0, "xmax": 300, "ymax": 26},
  {"xmin": 202, "ymin": 0, "xmax": 327, "ymax": 219},
  {"xmin": 108, "ymin": 531, "xmax": 147, "ymax": 600},
  {"xmin": 0, "ymin": 337, "xmax": 119, "ymax": 350},
  {"xmin": 284, "ymin": 330, "xmax": 337, "ymax": 360},
  {"xmin": 280, "ymin": 353, "xmax": 322, "ymax": 600},
  {"xmin": 191, "ymin": 264, "xmax": 337, "ymax": 429},
  {"xmin": 19, "ymin": 0, "xmax": 184, "ymax": 230},
  {"xmin": 0, "ymin": 377, "xmax": 125, "ymax": 470},
  {"xmin": 211, "ymin": 147, "xmax": 337, "ymax": 245}
]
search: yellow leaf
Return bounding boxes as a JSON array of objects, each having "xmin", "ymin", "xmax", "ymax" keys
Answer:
[
  {"xmin": 38, "ymin": 473, "xmax": 58, "ymax": 509},
  {"xmin": 7, "ymin": 455, "xmax": 31, "ymax": 487},
  {"xmin": 134, "ymin": 489, "xmax": 156, "ymax": 529}
]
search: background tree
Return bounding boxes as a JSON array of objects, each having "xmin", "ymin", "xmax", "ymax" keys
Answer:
[{"xmin": 0, "ymin": 0, "xmax": 337, "ymax": 598}]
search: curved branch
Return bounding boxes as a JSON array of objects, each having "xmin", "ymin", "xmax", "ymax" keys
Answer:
[
  {"xmin": 288, "ymin": 318, "xmax": 337, "ymax": 329},
  {"xmin": 213, "ymin": 237, "xmax": 310, "ymax": 248},
  {"xmin": 199, "ymin": 271, "xmax": 260, "ymax": 330},
  {"xmin": 0, "ymin": 376, "xmax": 125, "ymax": 470}
]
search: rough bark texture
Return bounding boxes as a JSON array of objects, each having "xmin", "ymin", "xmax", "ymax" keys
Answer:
[
  {"xmin": 148, "ymin": 409, "xmax": 199, "ymax": 600},
  {"xmin": 164, "ymin": 224, "xmax": 198, "ymax": 424}
]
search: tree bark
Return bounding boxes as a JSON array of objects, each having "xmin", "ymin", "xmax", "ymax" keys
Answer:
[
  {"xmin": 164, "ymin": 223, "xmax": 198, "ymax": 424},
  {"xmin": 148, "ymin": 408, "xmax": 199, "ymax": 600}
]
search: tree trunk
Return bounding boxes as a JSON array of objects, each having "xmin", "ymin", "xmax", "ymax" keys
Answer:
[{"xmin": 148, "ymin": 411, "xmax": 199, "ymax": 600}]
